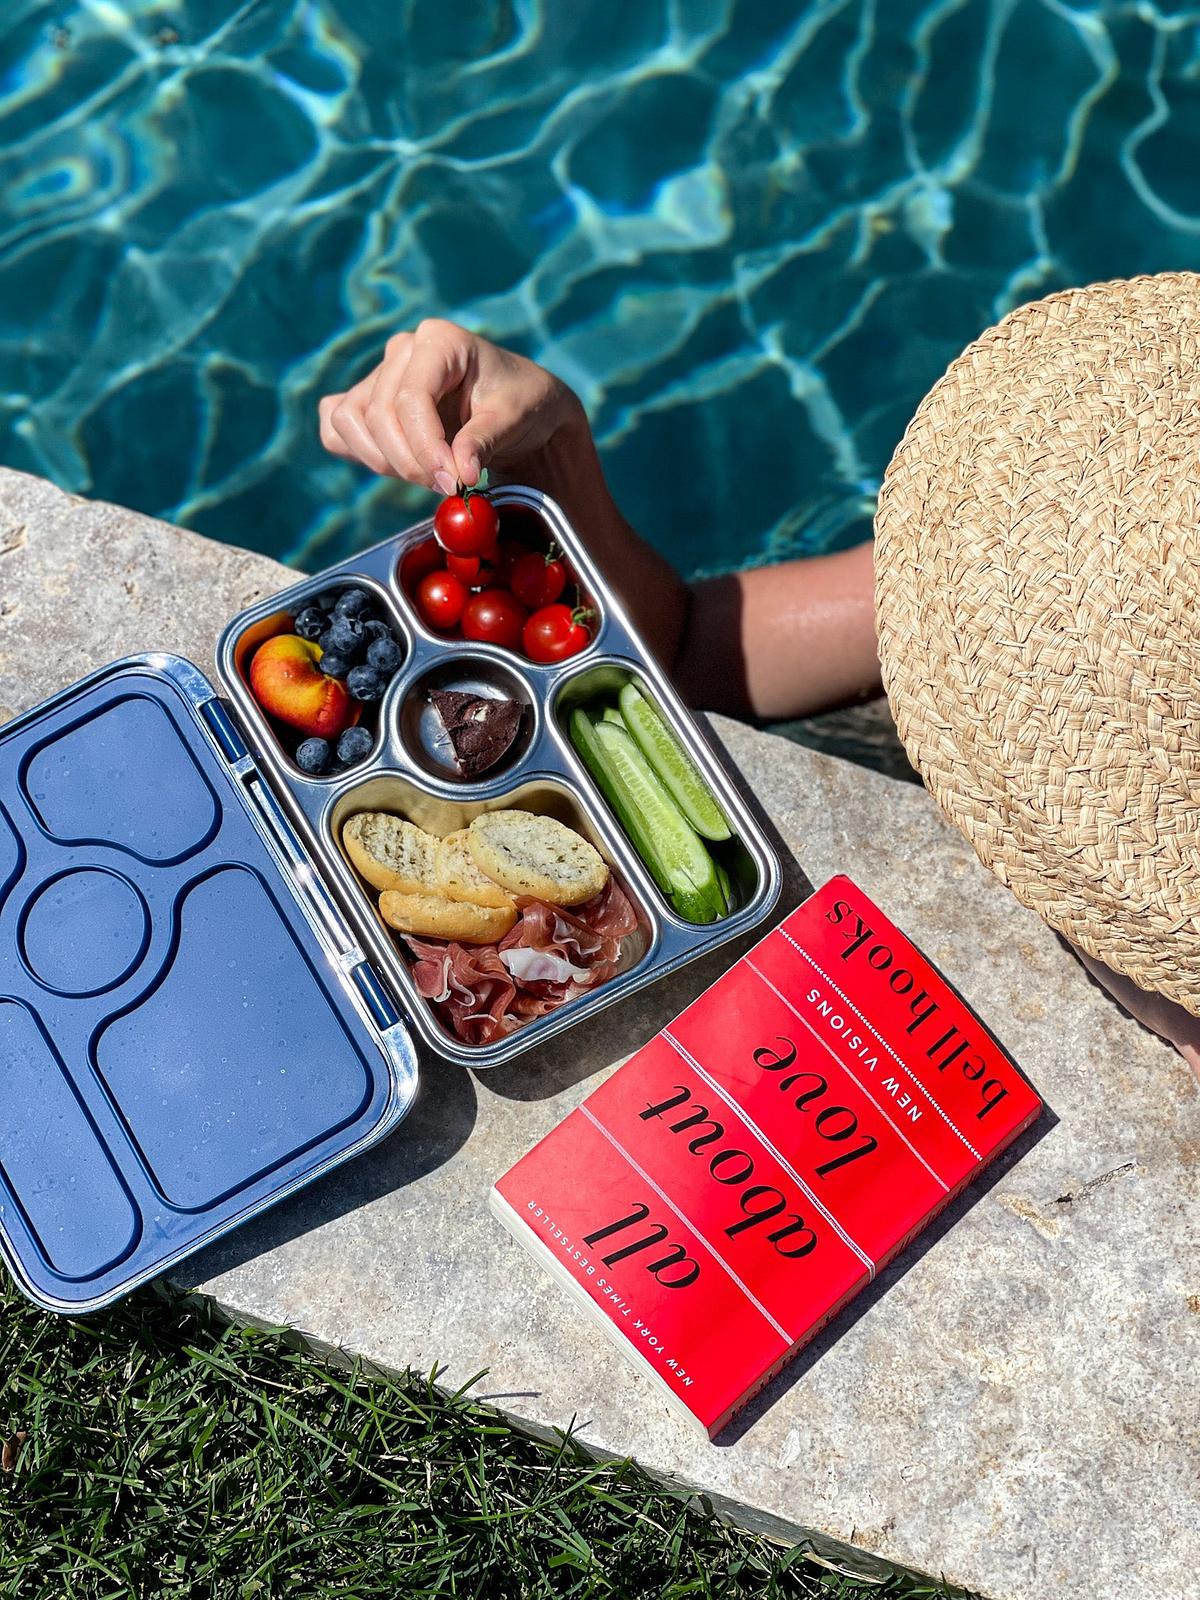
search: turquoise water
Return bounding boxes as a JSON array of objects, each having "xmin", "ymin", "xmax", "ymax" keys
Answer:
[{"xmin": 3, "ymin": 1, "xmax": 1200, "ymax": 578}]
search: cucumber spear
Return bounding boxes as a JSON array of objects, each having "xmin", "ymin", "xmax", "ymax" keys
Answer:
[
  {"xmin": 617, "ymin": 682, "xmax": 730, "ymax": 841},
  {"xmin": 570, "ymin": 709, "xmax": 725, "ymax": 923}
]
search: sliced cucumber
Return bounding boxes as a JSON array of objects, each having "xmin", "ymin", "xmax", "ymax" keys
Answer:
[
  {"xmin": 591, "ymin": 718, "xmax": 726, "ymax": 923},
  {"xmin": 570, "ymin": 709, "xmax": 723, "ymax": 923},
  {"xmin": 617, "ymin": 682, "xmax": 731, "ymax": 841},
  {"xmin": 570, "ymin": 708, "xmax": 676, "ymax": 897},
  {"xmin": 600, "ymin": 705, "xmax": 624, "ymax": 727},
  {"xmin": 572, "ymin": 709, "xmax": 717, "ymax": 921}
]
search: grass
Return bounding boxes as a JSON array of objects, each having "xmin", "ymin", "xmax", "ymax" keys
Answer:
[{"xmin": 0, "ymin": 1282, "xmax": 975, "ymax": 1599}]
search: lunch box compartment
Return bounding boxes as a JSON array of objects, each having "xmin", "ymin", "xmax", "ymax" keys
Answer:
[
  {"xmin": 229, "ymin": 573, "xmax": 410, "ymax": 781},
  {"xmin": 552, "ymin": 661, "xmax": 765, "ymax": 922},
  {"xmin": 398, "ymin": 654, "xmax": 537, "ymax": 784},
  {"xmin": 325, "ymin": 768, "xmax": 654, "ymax": 1057},
  {"xmin": 391, "ymin": 499, "xmax": 604, "ymax": 656}
]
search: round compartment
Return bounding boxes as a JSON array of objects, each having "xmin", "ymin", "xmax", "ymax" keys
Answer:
[
  {"xmin": 399, "ymin": 657, "xmax": 536, "ymax": 784},
  {"xmin": 20, "ymin": 868, "xmax": 149, "ymax": 996}
]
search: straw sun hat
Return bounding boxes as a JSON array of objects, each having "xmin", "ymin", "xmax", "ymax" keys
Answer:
[{"xmin": 875, "ymin": 272, "xmax": 1200, "ymax": 1017}]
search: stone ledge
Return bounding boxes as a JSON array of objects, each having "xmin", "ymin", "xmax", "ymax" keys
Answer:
[{"xmin": 2, "ymin": 467, "xmax": 1196, "ymax": 1600}]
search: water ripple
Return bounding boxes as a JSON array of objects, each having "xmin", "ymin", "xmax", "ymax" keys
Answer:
[{"xmin": 2, "ymin": 0, "xmax": 1200, "ymax": 576}]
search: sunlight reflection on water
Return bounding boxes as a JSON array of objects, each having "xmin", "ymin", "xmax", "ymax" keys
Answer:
[{"xmin": 2, "ymin": 0, "xmax": 1199, "ymax": 576}]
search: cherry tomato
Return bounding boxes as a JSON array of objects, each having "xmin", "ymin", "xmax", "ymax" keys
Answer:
[
  {"xmin": 417, "ymin": 570, "xmax": 467, "ymax": 631},
  {"xmin": 510, "ymin": 549, "xmax": 567, "ymax": 610},
  {"xmin": 523, "ymin": 604, "xmax": 592, "ymax": 663},
  {"xmin": 445, "ymin": 552, "xmax": 480, "ymax": 585},
  {"xmin": 461, "ymin": 588, "xmax": 527, "ymax": 651},
  {"xmin": 434, "ymin": 490, "xmax": 499, "ymax": 558},
  {"xmin": 400, "ymin": 535, "xmax": 442, "ymax": 593}
]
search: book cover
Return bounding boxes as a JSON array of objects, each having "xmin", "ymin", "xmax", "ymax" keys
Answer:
[{"xmin": 490, "ymin": 875, "xmax": 1042, "ymax": 1437}]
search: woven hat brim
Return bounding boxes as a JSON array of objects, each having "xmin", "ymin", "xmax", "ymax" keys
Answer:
[{"xmin": 875, "ymin": 272, "xmax": 1200, "ymax": 1017}]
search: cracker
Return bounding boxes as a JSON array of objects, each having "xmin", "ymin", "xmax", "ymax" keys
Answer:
[
  {"xmin": 435, "ymin": 829, "xmax": 516, "ymax": 910},
  {"xmin": 466, "ymin": 809, "xmax": 609, "ymax": 907},
  {"xmin": 343, "ymin": 813, "xmax": 439, "ymax": 894}
]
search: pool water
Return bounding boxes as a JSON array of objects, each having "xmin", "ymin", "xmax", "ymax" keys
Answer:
[{"xmin": 3, "ymin": 1, "xmax": 1200, "ymax": 578}]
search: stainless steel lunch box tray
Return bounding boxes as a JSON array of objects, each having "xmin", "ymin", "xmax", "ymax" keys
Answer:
[{"xmin": 217, "ymin": 486, "xmax": 782, "ymax": 1070}]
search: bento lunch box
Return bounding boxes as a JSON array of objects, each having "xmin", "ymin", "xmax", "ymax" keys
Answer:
[{"xmin": 0, "ymin": 487, "xmax": 780, "ymax": 1313}]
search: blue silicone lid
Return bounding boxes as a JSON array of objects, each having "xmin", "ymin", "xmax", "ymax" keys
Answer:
[{"xmin": 0, "ymin": 654, "xmax": 418, "ymax": 1312}]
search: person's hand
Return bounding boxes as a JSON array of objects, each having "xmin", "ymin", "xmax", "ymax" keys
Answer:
[{"xmin": 317, "ymin": 319, "xmax": 580, "ymax": 493}]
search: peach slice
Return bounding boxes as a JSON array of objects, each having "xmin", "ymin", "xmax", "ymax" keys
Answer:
[{"xmin": 249, "ymin": 634, "xmax": 359, "ymax": 741}]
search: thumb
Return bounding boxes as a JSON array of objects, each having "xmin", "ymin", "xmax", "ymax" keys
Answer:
[{"xmin": 451, "ymin": 412, "xmax": 503, "ymax": 487}]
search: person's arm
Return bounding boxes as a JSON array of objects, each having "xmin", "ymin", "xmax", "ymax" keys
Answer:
[
  {"xmin": 677, "ymin": 548, "xmax": 880, "ymax": 719},
  {"xmin": 490, "ymin": 402, "xmax": 880, "ymax": 719},
  {"xmin": 317, "ymin": 320, "xmax": 881, "ymax": 720}
]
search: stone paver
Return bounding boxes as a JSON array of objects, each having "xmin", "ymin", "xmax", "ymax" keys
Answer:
[{"xmin": 3, "ymin": 467, "xmax": 1196, "ymax": 1599}]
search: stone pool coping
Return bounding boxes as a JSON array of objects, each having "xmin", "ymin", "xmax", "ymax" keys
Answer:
[{"xmin": 2, "ymin": 467, "xmax": 1195, "ymax": 1600}]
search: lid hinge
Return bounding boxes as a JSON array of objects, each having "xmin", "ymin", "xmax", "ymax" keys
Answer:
[
  {"xmin": 351, "ymin": 961, "xmax": 401, "ymax": 1029},
  {"xmin": 200, "ymin": 697, "xmax": 249, "ymax": 763}
]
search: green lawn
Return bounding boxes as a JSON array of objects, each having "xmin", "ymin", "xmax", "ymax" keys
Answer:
[{"xmin": 0, "ymin": 1282, "xmax": 974, "ymax": 1598}]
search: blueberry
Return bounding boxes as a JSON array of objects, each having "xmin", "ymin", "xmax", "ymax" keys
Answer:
[
  {"xmin": 346, "ymin": 664, "xmax": 385, "ymax": 702},
  {"xmin": 296, "ymin": 737, "xmax": 332, "ymax": 775},
  {"xmin": 362, "ymin": 619, "xmax": 392, "ymax": 647},
  {"xmin": 324, "ymin": 615, "xmax": 364, "ymax": 656},
  {"xmin": 336, "ymin": 725, "xmax": 374, "ymax": 766},
  {"xmin": 366, "ymin": 635, "xmax": 403, "ymax": 675},
  {"xmin": 318, "ymin": 651, "xmax": 352, "ymax": 679},
  {"xmin": 294, "ymin": 606, "xmax": 327, "ymax": 641},
  {"xmin": 316, "ymin": 587, "xmax": 342, "ymax": 612},
  {"xmin": 333, "ymin": 587, "xmax": 372, "ymax": 620},
  {"xmin": 319, "ymin": 624, "xmax": 357, "ymax": 657}
]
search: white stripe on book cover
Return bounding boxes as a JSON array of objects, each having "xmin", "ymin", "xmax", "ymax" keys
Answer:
[
  {"xmin": 777, "ymin": 930, "xmax": 983, "ymax": 1160},
  {"xmin": 739, "ymin": 960, "xmax": 952, "ymax": 1194},
  {"xmin": 578, "ymin": 1103, "xmax": 797, "ymax": 1347},
  {"xmin": 662, "ymin": 1027, "xmax": 878, "ymax": 1281}
]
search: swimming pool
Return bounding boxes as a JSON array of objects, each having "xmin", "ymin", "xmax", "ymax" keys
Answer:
[{"xmin": 3, "ymin": 1, "xmax": 1199, "ymax": 578}]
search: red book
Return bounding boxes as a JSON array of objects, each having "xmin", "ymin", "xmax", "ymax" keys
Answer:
[{"xmin": 490, "ymin": 876, "xmax": 1042, "ymax": 1437}]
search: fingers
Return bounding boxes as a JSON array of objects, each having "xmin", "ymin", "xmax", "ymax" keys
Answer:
[
  {"xmin": 370, "ymin": 320, "xmax": 468, "ymax": 492},
  {"xmin": 451, "ymin": 410, "xmax": 501, "ymax": 487},
  {"xmin": 318, "ymin": 335, "xmax": 423, "ymax": 482},
  {"xmin": 357, "ymin": 332, "xmax": 431, "ymax": 484},
  {"xmin": 318, "ymin": 392, "xmax": 355, "ymax": 458},
  {"xmin": 319, "ymin": 379, "xmax": 395, "ymax": 477},
  {"xmin": 317, "ymin": 393, "xmax": 352, "ymax": 457},
  {"xmin": 318, "ymin": 319, "xmax": 558, "ymax": 492}
]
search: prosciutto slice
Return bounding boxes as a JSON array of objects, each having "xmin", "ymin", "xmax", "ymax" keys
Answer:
[
  {"xmin": 499, "ymin": 947, "xmax": 592, "ymax": 986},
  {"xmin": 402, "ymin": 878, "xmax": 638, "ymax": 1045},
  {"xmin": 405, "ymin": 936, "xmax": 518, "ymax": 1045}
]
